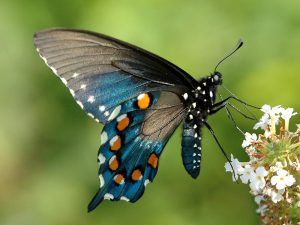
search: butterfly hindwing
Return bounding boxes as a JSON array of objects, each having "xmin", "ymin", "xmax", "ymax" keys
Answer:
[{"xmin": 88, "ymin": 91, "xmax": 187, "ymax": 211}]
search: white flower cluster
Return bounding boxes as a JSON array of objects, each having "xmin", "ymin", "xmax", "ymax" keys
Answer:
[
  {"xmin": 226, "ymin": 157, "xmax": 295, "ymax": 207},
  {"xmin": 225, "ymin": 105, "xmax": 300, "ymax": 223},
  {"xmin": 254, "ymin": 104, "xmax": 297, "ymax": 136}
]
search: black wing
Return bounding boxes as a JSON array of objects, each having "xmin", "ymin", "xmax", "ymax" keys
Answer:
[{"xmin": 34, "ymin": 28, "xmax": 197, "ymax": 124}]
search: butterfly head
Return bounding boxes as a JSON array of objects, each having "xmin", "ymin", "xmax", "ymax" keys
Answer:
[{"xmin": 211, "ymin": 71, "xmax": 223, "ymax": 86}]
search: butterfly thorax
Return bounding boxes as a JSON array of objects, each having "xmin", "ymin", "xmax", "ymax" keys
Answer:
[{"xmin": 184, "ymin": 72, "xmax": 222, "ymax": 124}]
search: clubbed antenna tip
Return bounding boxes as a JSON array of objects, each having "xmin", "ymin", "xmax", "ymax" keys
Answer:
[{"xmin": 214, "ymin": 39, "xmax": 244, "ymax": 72}]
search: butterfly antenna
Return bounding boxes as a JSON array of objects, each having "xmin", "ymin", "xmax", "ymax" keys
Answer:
[{"xmin": 214, "ymin": 39, "xmax": 244, "ymax": 72}]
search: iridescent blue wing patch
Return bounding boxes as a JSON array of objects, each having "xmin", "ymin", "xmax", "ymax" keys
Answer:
[{"xmin": 88, "ymin": 91, "xmax": 187, "ymax": 211}]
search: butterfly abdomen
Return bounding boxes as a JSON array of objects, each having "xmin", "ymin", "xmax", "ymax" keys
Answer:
[{"xmin": 181, "ymin": 121, "xmax": 202, "ymax": 178}]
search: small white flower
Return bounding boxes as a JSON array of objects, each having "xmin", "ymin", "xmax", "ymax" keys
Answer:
[
  {"xmin": 270, "ymin": 162, "xmax": 283, "ymax": 172},
  {"xmin": 270, "ymin": 189, "xmax": 285, "ymax": 203},
  {"xmin": 261, "ymin": 104, "xmax": 282, "ymax": 117},
  {"xmin": 261, "ymin": 104, "xmax": 272, "ymax": 114},
  {"xmin": 224, "ymin": 154, "xmax": 243, "ymax": 173},
  {"xmin": 261, "ymin": 105, "xmax": 282, "ymax": 128},
  {"xmin": 250, "ymin": 166, "xmax": 268, "ymax": 191},
  {"xmin": 270, "ymin": 169, "xmax": 296, "ymax": 190},
  {"xmin": 254, "ymin": 195, "xmax": 264, "ymax": 205},
  {"xmin": 240, "ymin": 164, "xmax": 255, "ymax": 184},
  {"xmin": 263, "ymin": 187, "xmax": 273, "ymax": 196},
  {"xmin": 224, "ymin": 154, "xmax": 243, "ymax": 181},
  {"xmin": 242, "ymin": 132, "xmax": 257, "ymax": 148},
  {"xmin": 281, "ymin": 108, "xmax": 297, "ymax": 121},
  {"xmin": 256, "ymin": 204, "xmax": 268, "ymax": 215},
  {"xmin": 254, "ymin": 114, "xmax": 270, "ymax": 130}
]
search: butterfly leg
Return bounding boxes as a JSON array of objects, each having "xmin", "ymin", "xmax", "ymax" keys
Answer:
[
  {"xmin": 212, "ymin": 100, "xmax": 256, "ymax": 121},
  {"xmin": 210, "ymin": 103, "xmax": 244, "ymax": 134},
  {"xmin": 211, "ymin": 101, "xmax": 256, "ymax": 134},
  {"xmin": 216, "ymin": 92, "xmax": 260, "ymax": 122},
  {"xmin": 220, "ymin": 86, "xmax": 261, "ymax": 110},
  {"xmin": 203, "ymin": 122, "xmax": 238, "ymax": 181},
  {"xmin": 213, "ymin": 95, "xmax": 259, "ymax": 110}
]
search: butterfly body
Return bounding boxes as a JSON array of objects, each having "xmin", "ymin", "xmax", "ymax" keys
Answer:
[
  {"xmin": 180, "ymin": 73, "xmax": 222, "ymax": 178},
  {"xmin": 34, "ymin": 28, "xmax": 224, "ymax": 211}
]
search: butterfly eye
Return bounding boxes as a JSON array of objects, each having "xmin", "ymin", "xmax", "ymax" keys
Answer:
[
  {"xmin": 213, "ymin": 74, "xmax": 219, "ymax": 81},
  {"xmin": 212, "ymin": 72, "xmax": 223, "ymax": 84}
]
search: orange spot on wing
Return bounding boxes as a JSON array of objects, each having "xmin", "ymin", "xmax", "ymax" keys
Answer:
[
  {"xmin": 109, "ymin": 156, "xmax": 119, "ymax": 171},
  {"xmin": 131, "ymin": 169, "xmax": 142, "ymax": 181},
  {"xmin": 117, "ymin": 116, "xmax": 130, "ymax": 131},
  {"xmin": 137, "ymin": 93, "xmax": 150, "ymax": 109},
  {"xmin": 114, "ymin": 174, "xmax": 125, "ymax": 185},
  {"xmin": 110, "ymin": 136, "xmax": 122, "ymax": 151},
  {"xmin": 148, "ymin": 153, "xmax": 158, "ymax": 168}
]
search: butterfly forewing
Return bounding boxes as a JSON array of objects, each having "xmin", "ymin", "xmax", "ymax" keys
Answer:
[{"xmin": 34, "ymin": 29, "xmax": 195, "ymax": 124}]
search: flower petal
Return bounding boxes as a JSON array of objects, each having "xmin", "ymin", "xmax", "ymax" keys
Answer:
[
  {"xmin": 258, "ymin": 179, "xmax": 266, "ymax": 189},
  {"xmin": 250, "ymin": 181, "xmax": 259, "ymax": 191},
  {"xmin": 285, "ymin": 175, "xmax": 296, "ymax": 186},
  {"xmin": 224, "ymin": 162, "xmax": 233, "ymax": 172},
  {"xmin": 254, "ymin": 195, "xmax": 264, "ymax": 205},
  {"xmin": 271, "ymin": 175, "xmax": 279, "ymax": 185},
  {"xmin": 256, "ymin": 166, "xmax": 268, "ymax": 176},
  {"xmin": 276, "ymin": 182, "xmax": 286, "ymax": 190},
  {"xmin": 277, "ymin": 169, "xmax": 288, "ymax": 177},
  {"xmin": 261, "ymin": 105, "xmax": 271, "ymax": 113}
]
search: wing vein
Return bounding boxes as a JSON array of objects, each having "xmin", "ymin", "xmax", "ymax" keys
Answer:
[
  {"xmin": 142, "ymin": 107, "xmax": 188, "ymax": 136},
  {"xmin": 35, "ymin": 38, "xmax": 123, "ymax": 50}
]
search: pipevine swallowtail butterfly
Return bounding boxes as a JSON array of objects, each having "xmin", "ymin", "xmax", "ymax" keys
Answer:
[{"xmin": 34, "ymin": 28, "xmax": 248, "ymax": 212}]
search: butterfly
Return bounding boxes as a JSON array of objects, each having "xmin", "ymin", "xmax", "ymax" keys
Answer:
[{"xmin": 34, "ymin": 28, "xmax": 245, "ymax": 212}]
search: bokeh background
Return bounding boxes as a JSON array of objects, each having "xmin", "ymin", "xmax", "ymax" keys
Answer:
[{"xmin": 1, "ymin": 0, "xmax": 300, "ymax": 224}]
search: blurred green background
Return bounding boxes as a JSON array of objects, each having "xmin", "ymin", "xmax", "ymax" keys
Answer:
[{"xmin": 1, "ymin": 0, "xmax": 300, "ymax": 224}]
